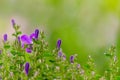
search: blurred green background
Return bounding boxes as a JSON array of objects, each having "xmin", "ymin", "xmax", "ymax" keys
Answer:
[{"xmin": 0, "ymin": 0, "xmax": 120, "ymax": 74}]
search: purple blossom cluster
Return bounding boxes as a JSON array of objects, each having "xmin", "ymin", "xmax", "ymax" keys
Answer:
[
  {"xmin": 2, "ymin": 19, "xmax": 40, "ymax": 76},
  {"xmin": 9, "ymin": 19, "xmax": 73, "ymax": 76},
  {"xmin": 20, "ymin": 29, "xmax": 39, "ymax": 53}
]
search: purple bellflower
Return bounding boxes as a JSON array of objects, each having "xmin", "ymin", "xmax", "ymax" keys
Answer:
[
  {"xmin": 35, "ymin": 29, "xmax": 39, "ymax": 39},
  {"xmin": 30, "ymin": 29, "xmax": 39, "ymax": 40},
  {"xmin": 3, "ymin": 34, "xmax": 7, "ymax": 42},
  {"xmin": 21, "ymin": 34, "xmax": 32, "ymax": 49},
  {"xmin": 21, "ymin": 35, "xmax": 33, "ymax": 53},
  {"xmin": 24, "ymin": 62, "xmax": 30, "ymax": 76},
  {"xmin": 11, "ymin": 19, "xmax": 15, "ymax": 27},
  {"xmin": 57, "ymin": 39, "xmax": 61, "ymax": 50},
  {"xmin": 30, "ymin": 33, "xmax": 35, "ymax": 40},
  {"xmin": 70, "ymin": 55, "xmax": 74, "ymax": 63},
  {"xmin": 21, "ymin": 29, "xmax": 39, "ymax": 52},
  {"xmin": 21, "ymin": 35, "xmax": 33, "ymax": 45}
]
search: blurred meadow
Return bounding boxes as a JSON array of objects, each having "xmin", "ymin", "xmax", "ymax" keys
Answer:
[{"xmin": 0, "ymin": 0, "xmax": 120, "ymax": 74}]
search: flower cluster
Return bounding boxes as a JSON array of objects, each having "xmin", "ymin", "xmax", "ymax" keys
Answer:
[{"xmin": 0, "ymin": 20, "xmax": 120, "ymax": 80}]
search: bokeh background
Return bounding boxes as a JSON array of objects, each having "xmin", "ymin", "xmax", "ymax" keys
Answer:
[{"xmin": 0, "ymin": 0, "xmax": 120, "ymax": 74}]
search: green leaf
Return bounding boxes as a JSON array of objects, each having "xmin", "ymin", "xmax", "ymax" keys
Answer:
[
  {"xmin": 49, "ymin": 60, "xmax": 55, "ymax": 63},
  {"xmin": 12, "ymin": 33, "xmax": 17, "ymax": 37},
  {"xmin": 10, "ymin": 50, "xmax": 23, "ymax": 56},
  {"xmin": 106, "ymin": 68, "xmax": 112, "ymax": 72},
  {"xmin": 84, "ymin": 64, "xmax": 90, "ymax": 69},
  {"xmin": 4, "ymin": 44, "xmax": 10, "ymax": 49},
  {"xmin": 17, "ymin": 51, "xmax": 23, "ymax": 56},
  {"xmin": 104, "ymin": 53, "xmax": 112, "ymax": 57},
  {"xmin": 10, "ymin": 66, "xmax": 16, "ymax": 70},
  {"xmin": 10, "ymin": 50, "xmax": 16, "ymax": 55},
  {"xmin": 16, "ymin": 31, "xmax": 22, "ymax": 35},
  {"xmin": 33, "ymin": 39, "xmax": 41, "ymax": 44}
]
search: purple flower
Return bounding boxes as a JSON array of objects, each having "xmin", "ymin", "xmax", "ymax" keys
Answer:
[
  {"xmin": 21, "ymin": 34, "xmax": 34, "ymax": 53},
  {"xmin": 29, "ymin": 29, "xmax": 39, "ymax": 40},
  {"xmin": 21, "ymin": 34, "xmax": 33, "ymax": 44},
  {"xmin": 58, "ymin": 51, "xmax": 62, "ymax": 57},
  {"xmin": 3, "ymin": 34, "xmax": 7, "ymax": 42},
  {"xmin": 57, "ymin": 39, "xmax": 61, "ymax": 49},
  {"xmin": 26, "ymin": 48, "xmax": 32, "ymax": 53},
  {"xmin": 70, "ymin": 55, "xmax": 74, "ymax": 63},
  {"xmin": 24, "ymin": 62, "xmax": 30, "ymax": 76},
  {"xmin": 30, "ymin": 33, "xmax": 35, "ymax": 40},
  {"xmin": 35, "ymin": 29, "xmax": 39, "ymax": 39},
  {"xmin": 11, "ymin": 19, "xmax": 15, "ymax": 27}
]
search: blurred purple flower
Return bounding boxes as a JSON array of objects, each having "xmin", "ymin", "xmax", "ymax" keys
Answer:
[
  {"xmin": 21, "ymin": 34, "xmax": 33, "ymax": 45},
  {"xmin": 35, "ymin": 29, "xmax": 39, "ymax": 39},
  {"xmin": 25, "ymin": 62, "xmax": 30, "ymax": 76},
  {"xmin": 57, "ymin": 39, "xmax": 61, "ymax": 49},
  {"xmin": 30, "ymin": 33, "xmax": 35, "ymax": 40},
  {"xmin": 29, "ymin": 29, "xmax": 39, "ymax": 40},
  {"xmin": 26, "ymin": 48, "xmax": 32, "ymax": 53},
  {"xmin": 3, "ymin": 34, "xmax": 7, "ymax": 42},
  {"xmin": 58, "ymin": 51, "xmax": 62, "ymax": 57},
  {"xmin": 70, "ymin": 55, "xmax": 74, "ymax": 63},
  {"xmin": 11, "ymin": 19, "xmax": 15, "ymax": 27}
]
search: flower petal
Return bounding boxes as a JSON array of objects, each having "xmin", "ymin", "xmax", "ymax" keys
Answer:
[
  {"xmin": 30, "ymin": 33, "xmax": 35, "ymax": 40},
  {"xmin": 21, "ymin": 35, "xmax": 33, "ymax": 44},
  {"xmin": 26, "ymin": 48, "xmax": 32, "ymax": 53}
]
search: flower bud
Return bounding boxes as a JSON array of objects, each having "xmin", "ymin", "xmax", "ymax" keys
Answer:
[
  {"xmin": 11, "ymin": 19, "xmax": 15, "ymax": 27},
  {"xmin": 24, "ymin": 62, "xmax": 30, "ymax": 76},
  {"xmin": 26, "ymin": 48, "xmax": 32, "ymax": 53},
  {"xmin": 70, "ymin": 55, "xmax": 74, "ymax": 63},
  {"xmin": 35, "ymin": 29, "xmax": 39, "ymax": 39},
  {"xmin": 57, "ymin": 39, "xmax": 61, "ymax": 50},
  {"xmin": 3, "ymin": 34, "xmax": 7, "ymax": 42}
]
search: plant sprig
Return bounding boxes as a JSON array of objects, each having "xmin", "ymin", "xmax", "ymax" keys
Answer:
[{"xmin": 0, "ymin": 20, "xmax": 120, "ymax": 80}]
